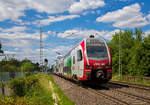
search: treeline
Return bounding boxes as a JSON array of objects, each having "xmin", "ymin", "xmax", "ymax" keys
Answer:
[
  {"xmin": 0, "ymin": 58, "xmax": 40, "ymax": 72},
  {"xmin": 108, "ymin": 28, "xmax": 150, "ymax": 76}
]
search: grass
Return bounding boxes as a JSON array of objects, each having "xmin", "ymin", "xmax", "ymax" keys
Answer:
[
  {"xmin": 44, "ymin": 75, "xmax": 75, "ymax": 105},
  {"xmin": 0, "ymin": 73, "xmax": 75, "ymax": 105},
  {"xmin": 112, "ymin": 75, "xmax": 150, "ymax": 86}
]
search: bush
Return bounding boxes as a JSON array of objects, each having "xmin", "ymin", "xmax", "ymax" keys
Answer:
[
  {"xmin": 9, "ymin": 75, "xmax": 38, "ymax": 97},
  {"xmin": 15, "ymin": 97, "xmax": 33, "ymax": 105},
  {"xmin": 0, "ymin": 97, "xmax": 14, "ymax": 105},
  {"xmin": 0, "ymin": 96, "xmax": 33, "ymax": 105},
  {"xmin": 9, "ymin": 78, "xmax": 26, "ymax": 96},
  {"xmin": 8, "ymin": 74, "xmax": 74, "ymax": 105}
]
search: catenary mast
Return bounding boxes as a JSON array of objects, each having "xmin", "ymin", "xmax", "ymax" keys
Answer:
[{"xmin": 40, "ymin": 27, "xmax": 43, "ymax": 70}]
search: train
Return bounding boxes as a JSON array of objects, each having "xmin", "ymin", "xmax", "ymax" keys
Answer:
[{"xmin": 52, "ymin": 35, "xmax": 112, "ymax": 84}]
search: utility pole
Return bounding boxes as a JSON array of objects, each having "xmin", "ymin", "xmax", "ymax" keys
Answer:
[{"xmin": 40, "ymin": 27, "xmax": 43, "ymax": 71}]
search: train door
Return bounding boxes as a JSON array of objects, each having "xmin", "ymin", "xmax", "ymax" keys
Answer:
[
  {"xmin": 76, "ymin": 46, "xmax": 84, "ymax": 78},
  {"xmin": 66, "ymin": 56, "xmax": 72, "ymax": 76},
  {"xmin": 71, "ymin": 50, "xmax": 76, "ymax": 76}
]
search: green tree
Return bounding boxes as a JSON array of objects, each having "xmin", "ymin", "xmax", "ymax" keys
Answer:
[
  {"xmin": 0, "ymin": 41, "xmax": 4, "ymax": 53},
  {"xmin": 1, "ymin": 64, "xmax": 18, "ymax": 72},
  {"xmin": 21, "ymin": 62, "xmax": 34, "ymax": 72},
  {"xmin": 128, "ymin": 42, "xmax": 143, "ymax": 76},
  {"xmin": 134, "ymin": 28, "xmax": 144, "ymax": 41},
  {"xmin": 108, "ymin": 30, "xmax": 134, "ymax": 75},
  {"xmin": 140, "ymin": 34, "xmax": 150, "ymax": 76},
  {"xmin": 108, "ymin": 29, "xmax": 149, "ymax": 76}
]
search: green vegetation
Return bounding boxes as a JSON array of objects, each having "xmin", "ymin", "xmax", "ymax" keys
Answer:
[
  {"xmin": 0, "ymin": 96, "xmax": 32, "ymax": 105},
  {"xmin": 0, "ymin": 74, "xmax": 74, "ymax": 105},
  {"xmin": 21, "ymin": 62, "xmax": 35, "ymax": 72},
  {"xmin": 112, "ymin": 75, "xmax": 150, "ymax": 86},
  {"xmin": 48, "ymin": 75, "xmax": 74, "ymax": 105},
  {"xmin": 0, "ymin": 58, "xmax": 40, "ymax": 72},
  {"xmin": 108, "ymin": 28, "xmax": 150, "ymax": 77},
  {"xmin": 0, "ymin": 41, "xmax": 3, "ymax": 53}
]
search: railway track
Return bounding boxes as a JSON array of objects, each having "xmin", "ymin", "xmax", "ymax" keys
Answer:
[
  {"xmin": 96, "ymin": 88, "xmax": 150, "ymax": 105},
  {"xmin": 109, "ymin": 81, "xmax": 150, "ymax": 91},
  {"xmin": 85, "ymin": 82, "xmax": 150, "ymax": 105},
  {"xmin": 53, "ymin": 74, "xmax": 128, "ymax": 105},
  {"xmin": 86, "ymin": 88, "xmax": 130, "ymax": 105},
  {"xmin": 52, "ymin": 74, "xmax": 150, "ymax": 105}
]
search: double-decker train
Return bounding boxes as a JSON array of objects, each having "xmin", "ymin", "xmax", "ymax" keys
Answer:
[{"xmin": 52, "ymin": 35, "xmax": 112, "ymax": 84}]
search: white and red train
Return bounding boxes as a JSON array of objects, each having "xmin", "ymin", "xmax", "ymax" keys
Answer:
[{"xmin": 52, "ymin": 35, "xmax": 112, "ymax": 83}]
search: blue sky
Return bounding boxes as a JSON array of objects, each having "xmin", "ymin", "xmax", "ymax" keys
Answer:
[{"xmin": 0, "ymin": 0, "xmax": 150, "ymax": 65}]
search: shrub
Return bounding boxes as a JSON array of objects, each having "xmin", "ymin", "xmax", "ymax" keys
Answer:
[
  {"xmin": 0, "ymin": 96, "xmax": 33, "ymax": 105},
  {"xmin": 9, "ymin": 78, "xmax": 26, "ymax": 96},
  {"xmin": 9, "ymin": 75, "xmax": 38, "ymax": 97},
  {"xmin": 15, "ymin": 97, "xmax": 34, "ymax": 105},
  {"xmin": 0, "ymin": 97, "xmax": 14, "ymax": 105}
]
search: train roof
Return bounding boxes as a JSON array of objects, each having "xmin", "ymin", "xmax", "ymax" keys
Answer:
[{"xmin": 63, "ymin": 36, "xmax": 105, "ymax": 59}]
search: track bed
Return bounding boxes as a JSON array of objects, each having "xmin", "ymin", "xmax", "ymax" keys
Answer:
[{"xmin": 52, "ymin": 74, "xmax": 150, "ymax": 105}]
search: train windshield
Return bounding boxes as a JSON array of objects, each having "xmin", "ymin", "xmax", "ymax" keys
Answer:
[{"xmin": 86, "ymin": 39, "xmax": 108, "ymax": 60}]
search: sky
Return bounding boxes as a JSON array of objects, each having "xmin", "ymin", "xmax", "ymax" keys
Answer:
[{"xmin": 0, "ymin": 0, "xmax": 150, "ymax": 65}]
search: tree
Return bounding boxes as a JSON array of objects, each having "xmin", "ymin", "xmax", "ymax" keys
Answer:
[
  {"xmin": 108, "ymin": 29, "xmax": 149, "ymax": 76},
  {"xmin": 1, "ymin": 64, "xmax": 18, "ymax": 72},
  {"xmin": 140, "ymin": 35, "xmax": 150, "ymax": 76},
  {"xmin": 128, "ymin": 42, "xmax": 143, "ymax": 76},
  {"xmin": 134, "ymin": 28, "xmax": 144, "ymax": 41},
  {"xmin": 0, "ymin": 41, "xmax": 4, "ymax": 53},
  {"xmin": 34, "ymin": 62, "xmax": 40, "ymax": 71},
  {"xmin": 21, "ymin": 62, "xmax": 34, "ymax": 72},
  {"xmin": 108, "ymin": 30, "xmax": 134, "ymax": 75}
]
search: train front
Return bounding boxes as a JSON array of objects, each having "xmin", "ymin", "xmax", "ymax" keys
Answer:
[{"xmin": 85, "ymin": 36, "xmax": 112, "ymax": 83}]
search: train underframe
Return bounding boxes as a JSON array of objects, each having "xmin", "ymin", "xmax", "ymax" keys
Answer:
[{"xmin": 80, "ymin": 69, "xmax": 112, "ymax": 84}]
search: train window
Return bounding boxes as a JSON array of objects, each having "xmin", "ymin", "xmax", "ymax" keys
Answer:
[
  {"xmin": 86, "ymin": 38, "xmax": 108, "ymax": 60},
  {"xmin": 73, "ymin": 56, "xmax": 75, "ymax": 64},
  {"xmin": 77, "ymin": 50, "xmax": 82, "ymax": 61}
]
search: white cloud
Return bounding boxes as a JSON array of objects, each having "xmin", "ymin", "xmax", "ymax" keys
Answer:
[
  {"xmin": 34, "ymin": 45, "xmax": 72, "ymax": 64},
  {"xmin": 0, "ymin": 30, "xmax": 72, "ymax": 64},
  {"xmin": 0, "ymin": 32, "xmax": 48, "ymax": 40},
  {"xmin": 27, "ymin": 0, "xmax": 74, "ymax": 14},
  {"xmin": 69, "ymin": 0, "xmax": 105, "ymax": 13},
  {"xmin": 58, "ymin": 29, "xmax": 120, "ymax": 40},
  {"xmin": 0, "ymin": 0, "xmax": 105, "ymax": 22},
  {"xmin": 146, "ymin": 14, "xmax": 150, "ymax": 22},
  {"xmin": 35, "ymin": 15, "xmax": 80, "ymax": 26},
  {"xmin": 0, "ymin": 0, "xmax": 27, "ymax": 21},
  {"xmin": 4, "ymin": 51, "xmax": 16, "ymax": 55},
  {"xmin": 36, "ymin": 14, "xmax": 43, "ymax": 18},
  {"xmin": 82, "ymin": 10, "xmax": 97, "ymax": 15},
  {"xmin": 0, "ymin": 26, "xmax": 27, "ymax": 33},
  {"xmin": 96, "ymin": 3, "xmax": 149, "ymax": 28},
  {"xmin": 0, "ymin": 0, "xmax": 74, "ymax": 22},
  {"xmin": 145, "ymin": 30, "xmax": 150, "ymax": 37},
  {"xmin": 0, "ymin": 31, "xmax": 49, "ymax": 61},
  {"xmin": 47, "ymin": 46, "xmax": 72, "ymax": 54}
]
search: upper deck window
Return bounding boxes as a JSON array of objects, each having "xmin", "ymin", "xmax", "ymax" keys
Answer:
[{"xmin": 86, "ymin": 38, "xmax": 108, "ymax": 60}]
